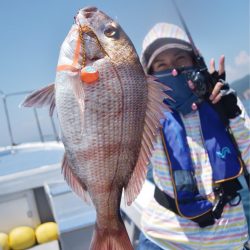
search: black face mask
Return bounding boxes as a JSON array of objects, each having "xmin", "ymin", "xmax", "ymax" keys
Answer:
[{"xmin": 154, "ymin": 66, "xmax": 200, "ymax": 115}]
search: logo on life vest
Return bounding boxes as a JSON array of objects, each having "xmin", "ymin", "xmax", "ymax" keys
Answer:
[{"xmin": 216, "ymin": 147, "xmax": 231, "ymax": 159}]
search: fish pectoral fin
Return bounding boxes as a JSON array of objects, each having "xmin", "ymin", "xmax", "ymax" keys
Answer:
[
  {"xmin": 124, "ymin": 77, "xmax": 171, "ymax": 205},
  {"xmin": 62, "ymin": 153, "xmax": 91, "ymax": 203},
  {"xmin": 20, "ymin": 83, "xmax": 56, "ymax": 116}
]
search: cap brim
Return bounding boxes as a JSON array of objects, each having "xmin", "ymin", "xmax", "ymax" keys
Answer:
[{"xmin": 146, "ymin": 43, "xmax": 192, "ymax": 71}]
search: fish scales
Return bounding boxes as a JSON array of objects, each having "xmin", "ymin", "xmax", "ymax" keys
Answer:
[{"xmin": 57, "ymin": 58, "xmax": 146, "ymax": 183}]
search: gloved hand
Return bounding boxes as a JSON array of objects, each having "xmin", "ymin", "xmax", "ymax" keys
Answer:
[{"xmin": 209, "ymin": 55, "xmax": 242, "ymax": 119}]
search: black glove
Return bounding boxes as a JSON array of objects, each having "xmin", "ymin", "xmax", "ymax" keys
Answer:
[{"xmin": 210, "ymin": 71, "xmax": 242, "ymax": 119}]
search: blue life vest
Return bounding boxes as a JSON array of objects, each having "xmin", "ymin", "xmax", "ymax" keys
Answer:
[{"xmin": 159, "ymin": 102, "xmax": 242, "ymax": 219}]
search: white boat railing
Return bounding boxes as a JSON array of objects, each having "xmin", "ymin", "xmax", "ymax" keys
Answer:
[{"xmin": 0, "ymin": 90, "xmax": 60, "ymax": 147}]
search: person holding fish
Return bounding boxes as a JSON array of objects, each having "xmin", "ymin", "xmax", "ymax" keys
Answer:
[
  {"xmin": 138, "ymin": 22, "xmax": 250, "ymax": 250},
  {"xmin": 21, "ymin": 6, "xmax": 249, "ymax": 249}
]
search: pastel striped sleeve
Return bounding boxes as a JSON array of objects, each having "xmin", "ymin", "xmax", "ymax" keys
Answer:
[
  {"xmin": 151, "ymin": 134, "xmax": 175, "ymax": 197},
  {"xmin": 229, "ymin": 100, "xmax": 250, "ymax": 173}
]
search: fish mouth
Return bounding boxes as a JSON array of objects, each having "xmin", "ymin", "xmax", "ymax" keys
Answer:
[
  {"xmin": 75, "ymin": 6, "xmax": 98, "ymax": 21},
  {"xmin": 82, "ymin": 6, "xmax": 98, "ymax": 18},
  {"xmin": 76, "ymin": 7, "xmax": 106, "ymax": 65}
]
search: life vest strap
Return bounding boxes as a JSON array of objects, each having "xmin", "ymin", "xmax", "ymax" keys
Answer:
[{"xmin": 154, "ymin": 178, "xmax": 242, "ymax": 228}]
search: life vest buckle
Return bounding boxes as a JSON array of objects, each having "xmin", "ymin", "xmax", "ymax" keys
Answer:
[{"xmin": 212, "ymin": 185, "xmax": 241, "ymax": 219}]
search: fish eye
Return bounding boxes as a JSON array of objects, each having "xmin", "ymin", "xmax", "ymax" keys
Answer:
[{"xmin": 104, "ymin": 24, "xmax": 118, "ymax": 38}]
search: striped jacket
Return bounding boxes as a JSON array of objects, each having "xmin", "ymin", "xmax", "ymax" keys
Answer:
[{"xmin": 141, "ymin": 105, "xmax": 250, "ymax": 250}]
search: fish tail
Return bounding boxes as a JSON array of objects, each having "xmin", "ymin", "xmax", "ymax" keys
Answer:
[{"xmin": 90, "ymin": 223, "xmax": 133, "ymax": 250}]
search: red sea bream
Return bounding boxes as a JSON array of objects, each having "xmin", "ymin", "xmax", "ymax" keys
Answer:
[{"xmin": 22, "ymin": 6, "xmax": 170, "ymax": 250}]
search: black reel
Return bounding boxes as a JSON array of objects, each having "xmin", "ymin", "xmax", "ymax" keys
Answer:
[
  {"xmin": 186, "ymin": 55, "xmax": 226, "ymax": 101},
  {"xmin": 186, "ymin": 69, "xmax": 207, "ymax": 98}
]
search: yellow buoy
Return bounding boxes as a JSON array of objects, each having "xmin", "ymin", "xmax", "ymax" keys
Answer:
[
  {"xmin": 0, "ymin": 232, "xmax": 9, "ymax": 250},
  {"xmin": 9, "ymin": 226, "xmax": 36, "ymax": 250},
  {"xmin": 35, "ymin": 222, "xmax": 58, "ymax": 244}
]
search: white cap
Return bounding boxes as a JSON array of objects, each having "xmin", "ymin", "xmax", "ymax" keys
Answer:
[{"xmin": 141, "ymin": 23, "xmax": 193, "ymax": 72}]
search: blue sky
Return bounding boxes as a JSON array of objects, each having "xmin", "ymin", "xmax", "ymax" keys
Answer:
[
  {"xmin": 0, "ymin": 0, "xmax": 249, "ymax": 93},
  {"xmin": 0, "ymin": 0, "xmax": 249, "ymax": 146}
]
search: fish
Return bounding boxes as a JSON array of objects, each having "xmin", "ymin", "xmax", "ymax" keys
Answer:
[{"xmin": 21, "ymin": 6, "xmax": 170, "ymax": 250}]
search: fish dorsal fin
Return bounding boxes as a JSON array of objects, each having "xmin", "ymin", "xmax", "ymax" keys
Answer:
[
  {"xmin": 20, "ymin": 84, "xmax": 55, "ymax": 116},
  {"xmin": 124, "ymin": 76, "xmax": 171, "ymax": 205},
  {"xmin": 62, "ymin": 153, "xmax": 91, "ymax": 203}
]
